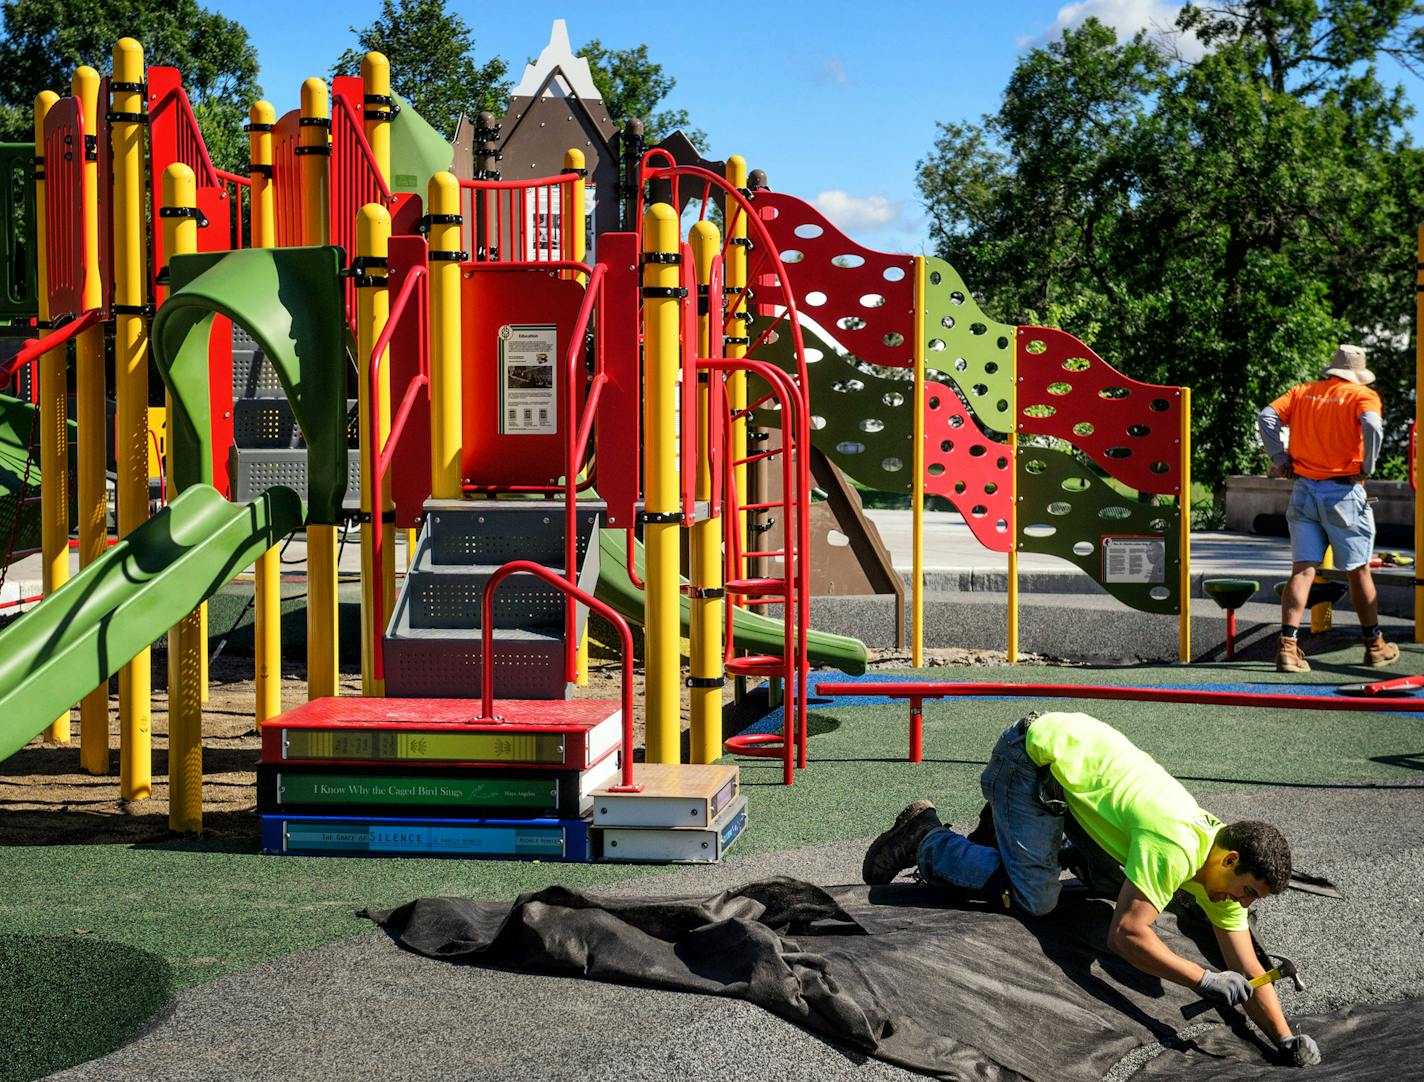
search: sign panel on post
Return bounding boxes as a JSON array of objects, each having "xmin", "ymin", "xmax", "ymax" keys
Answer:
[{"xmin": 498, "ymin": 323, "xmax": 558, "ymax": 435}]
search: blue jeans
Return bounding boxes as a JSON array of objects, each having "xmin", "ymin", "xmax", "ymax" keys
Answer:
[
  {"xmin": 917, "ymin": 719, "xmax": 1066, "ymax": 915},
  {"xmin": 1286, "ymin": 476, "xmax": 1374, "ymax": 570}
]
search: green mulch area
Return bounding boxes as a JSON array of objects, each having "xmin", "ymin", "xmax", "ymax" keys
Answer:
[{"xmin": 1, "ymin": 633, "xmax": 1421, "ymax": 1079}]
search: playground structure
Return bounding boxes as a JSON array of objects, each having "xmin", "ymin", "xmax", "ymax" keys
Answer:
[{"xmin": 0, "ymin": 24, "xmax": 1383, "ymax": 849}]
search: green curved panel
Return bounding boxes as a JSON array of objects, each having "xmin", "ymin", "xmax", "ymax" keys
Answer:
[
  {"xmin": 922, "ymin": 257, "xmax": 1015, "ymax": 433},
  {"xmin": 390, "ymin": 93, "xmax": 454, "ymax": 194},
  {"xmin": 152, "ymin": 246, "xmax": 348, "ymax": 524},
  {"xmin": 752, "ymin": 320, "xmax": 917, "ymax": 494},
  {"xmin": 1017, "ymin": 446, "xmax": 1181, "ymax": 615}
]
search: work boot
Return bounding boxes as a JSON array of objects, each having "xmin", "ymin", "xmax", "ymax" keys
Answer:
[
  {"xmin": 1364, "ymin": 633, "xmax": 1400, "ymax": 668},
  {"xmin": 862, "ymin": 800, "xmax": 941, "ymax": 885},
  {"xmin": 1275, "ymin": 635, "xmax": 1310, "ymax": 674}
]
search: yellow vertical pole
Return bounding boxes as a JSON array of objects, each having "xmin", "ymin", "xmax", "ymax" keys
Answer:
[
  {"xmin": 1179, "ymin": 386, "xmax": 1192, "ymax": 661},
  {"xmin": 564, "ymin": 147, "xmax": 591, "ymax": 686},
  {"xmin": 1008, "ymin": 326, "xmax": 1020, "ymax": 663},
  {"xmin": 249, "ymin": 100, "xmax": 282, "ymax": 724},
  {"xmin": 300, "ymin": 77, "xmax": 339, "ymax": 700},
  {"xmin": 33, "ymin": 90, "xmax": 70, "ymax": 745},
  {"xmin": 1416, "ymin": 227, "xmax": 1424, "ymax": 642},
  {"xmin": 356, "ymin": 204, "xmax": 391, "ymax": 696},
  {"xmin": 112, "ymin": 39, "xmax": 151, "ymax": 801},
  {"xmin": 688, "ymin": 221, "xmax": 724, "ymax": 763},
  {"xmin": 71, "ymin": 71, "xmax": 109, "ymax": 771},
  {"xmin": 642, "ymin": 203, "xmax": 682, "ymax": 764},
  {"xmin": 725, "ymin": 158, "xmax": 749, "ymax": 579},
  {"xmin": 427, "ymin": 172, "xmax": 463, "ymax": 499},
  {"xmin": 361, "ymin": 53, "xmax": 399, "ymax": 605},
  {"xmin": 912, "ymin": 257, "xmax": 926, "ymax": 667},
  {"xmin": 161, "ymin": 163, "xmax": 203, "ymax": 832}
]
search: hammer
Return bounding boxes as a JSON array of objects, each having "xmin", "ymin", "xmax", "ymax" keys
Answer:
[{"xmin": 1181, "ymin": 957, "xmax": 1303, "ymax": 1018}]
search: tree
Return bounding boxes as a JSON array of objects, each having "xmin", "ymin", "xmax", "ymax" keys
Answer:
[
  {"xmin": 579, "ymin": 38, "xmax": 708, "ymax": 150},
  {"xmin": 918, "ymin": 5, "xmax": 1424, "ymax": 489},
  {"xmin": 0, "ymin": 0, "xmax": 260, "ymax": 172},
  {"xmin": 333, "ymin": 0, "xmax": 508, "ymax": 140}
]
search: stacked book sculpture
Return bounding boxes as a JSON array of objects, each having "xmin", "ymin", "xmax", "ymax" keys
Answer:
[{"xmin": 590, "ymin": 762, "xmax": 746, "ymax": 863}]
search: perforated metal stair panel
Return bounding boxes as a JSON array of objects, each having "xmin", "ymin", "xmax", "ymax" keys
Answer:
[
  {"xmin": 231, "ymin": 448, "xmax": 360, "ymax": 509},
  {"xmin": 425, "ymin": 500, "xmax": 597, "ymax": 568},
  {"xmin": 407, "ymin": 558, "xmax": 566, "ymax": 631},
  {"xmin": 231, "ymin": 325, "xmax": 286, "ymax": 399},
  {"xmin": 383, "ymin": 629, "xmax": 569, "ymax": 699},
  {"xmin": 234, "ymin": 398, "xmax": 359, "ymax": 449}
]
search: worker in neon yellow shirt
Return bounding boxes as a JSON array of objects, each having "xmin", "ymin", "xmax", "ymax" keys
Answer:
[{"xmin": 863, "ymin": 712, "xmax": 1321, "ymax": 1067}]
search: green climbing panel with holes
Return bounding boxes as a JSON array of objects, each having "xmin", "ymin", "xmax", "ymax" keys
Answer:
[
  {"xmin": 1017, "ymin": 447, "xmax": 1180, "ymax": 615},
  {"xmin": 922, "ymin": 257, "xmax": 1015, "ymax": 434}
]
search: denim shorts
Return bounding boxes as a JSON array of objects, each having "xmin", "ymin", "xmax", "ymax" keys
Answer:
[{"xmin": 1286, "ymin": 476, "xmax": 1374, "ymax": 570}]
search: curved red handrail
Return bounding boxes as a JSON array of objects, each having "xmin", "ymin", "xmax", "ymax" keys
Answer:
[
  {"xmin": 477, "ymin": 559, "xmax": 641, "ymax": 791},
  {"xmin": 0, "ymin": 308, "xmax": 103, "ymax": 386}
]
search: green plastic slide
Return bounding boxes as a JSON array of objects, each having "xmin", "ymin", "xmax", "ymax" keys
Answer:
[
  {"xmin": 0, "ymin": 483, "xmax": 302, "ymax": 762},
  {"xmin": 595, "ymin": 528, "xmax": 867, "ymax": 675}
]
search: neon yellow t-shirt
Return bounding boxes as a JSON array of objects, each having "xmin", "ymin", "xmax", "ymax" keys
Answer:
[{"xmin": 1025, "ymin": 712, "xmax": 1247, "ymax": 931}]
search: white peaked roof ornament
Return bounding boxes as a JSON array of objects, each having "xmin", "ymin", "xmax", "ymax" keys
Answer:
[{"xmin": 511, "ymin": 19, "xmax": 603, "ymax": 102}]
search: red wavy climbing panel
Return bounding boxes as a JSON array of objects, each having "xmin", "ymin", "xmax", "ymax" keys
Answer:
[
  {"xmin": 923, "ymin": 382, "xmax": 1013, "ymax": 553},
  {"xmin": 1016, "ymin": 327, "xmax": 1184, "ymax": 496},
  {"xmin": 749, "ymin": 190, "xmax": 915, "ymax": 368}
]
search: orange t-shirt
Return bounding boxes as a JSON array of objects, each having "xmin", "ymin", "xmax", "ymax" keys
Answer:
[{"xmin": 1269, "ymin": 379, "xmax": 1381, "ymax": 479}]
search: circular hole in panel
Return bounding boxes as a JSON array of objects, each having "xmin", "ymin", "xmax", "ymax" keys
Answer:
[
  {"xmin": 1149, "ymin": 398, "xmax": 1170, "ymax": 412},
  {"xmin": 928, "ymin": 396, "xmax": 941, "ymax": 411},
  {"xmin": 984, "ymin": 481, "xmax": 999, "ymax": 494},
  {"xmin": 837, "ymin": 316, "xmax": 867, "ymax": 331},
  {"xmin": 805, "ymin": 290, "xmax": 827, "ymax": 307},
  {"xmin": 929, "ymin": 338, "xmax": 946, "ymax": 352},
  {"xmin": 1023, "ymin": 403, "xmax": 1056, "ymax": 417},
  {"xmin": 996, "ymin": 399, "xmax": 1008, "ymax": 414},
  {"xmin": 780, "ymin": 249, "xmax": 805, "ymax": 264},
  {"xmin": 1099, "ymin": 506, "xmax": 1131, "ymax": 520},
  {"xmin": 972, "ymin": 384, "xmax": 988, "ymax": 397},
  {"xmin": 929, "ymin": 270, "xmax": 942, "ymax": 285},
  {"xmin": 995, "ymin": 518, "xmax": 1008, "ymax": 532},
  {"xmin": 1149, "ymin": 587, "xmax": 1171, "ymax": 601},
  {"xmin": 1099, "ymin": 386, "xmax": 1130, "ymax": 399},
  {"xmin": 883, "ymin": 266, "xmax": 906, "ymax": 282},
  {"xmin": 1024, "ymin": 523, "xmax": 1057, "ymax": 538},
  {"xmin": 1062, "ymin": 357, "xmax": 1090, "ymax": 372},
  {"xmin": 940, "ymin": 439, "xmax": 953, "ymax": 453},
  {"xmin": 985, "ymin": 361, "xmax": 998, "ymax": 374},
  {"xmin": 968, "ymin": 445, "xmax": 986, "ymax": 457},
  {"xmin": 832, "ymin": 378, "xmax": 865, "ymax": 393},
  {"xmin": 928, "ymin": 463, "xmax": 945, "ymax": 476},
  {"xmin": 836, "ymin": 441, "xmax": 865, "ymax": 454},
  {"xmin": 970, "ymin": 322, "xmax": 987, "ymax": 335},
  {"xmin": 1104, "ymin": 446, "xmax": 1131, "ymax": 459},
  {"xmin": 948, "ymin": 415, "xmax": 964, "ymax": 428},
  {"xmin": 1061, "ymin": 477, "xmax": 1089, "ymax": 492},
  {"xmin": 954, "ymin": 357, "xmax": 968, "ymax": 371},
  {"xmin": 1047, "ymin": 501, "xmax": 1072, "ymax": 515},
  {"xmin": 1072, "ymin": 422, "xmax": 1095, "ymax": 436},
  {"xmin": 860, "ymin": 293, "xmax": 886, "ymax": 308},
  {"xmin": 883, "ymin": 392, "xmax": 905, "ymax": 407},
  {"xmin": 834, "ymin": 253, "xmax": 865, "ymax": 268},
  {"xmin": 954, "ymin": 480, "xmax": 967, "ymax": 494},
  {"xmin": 803, "ymin": 347, "xmax": 823, "ymax": 364},
  {"xmin": 970, "ymin": 505, "xmax": 987, "ymax": 518},
  {"xmin": 810, "ymin": 415, "xmax": 826, "ymax": 429},
  {"xmin": 1025, "ymin": 459, "xmax": 1048, "ymax": 475},
  {"xmin": 764, "ymin": 206, "xmax": 780, "ymax": 220},
  {"xmin": 997, "ymin": 336, "xmax": 1009, "ymax": 350},
  {"xmin": 1072, "ymin": 541, "xmax": 1094, "ymax": 556},
  {"xmin": 882, "ymin": 457, "xmax": 903, "ymax": 472},
  {"xmin": 941, "ymin": 315, "xmax": 955, "ymax": 330},
  {"xmin": 1047, "ymin": 381, "xmax": 1072, "ymax": 395},
  {"xmin": 1149, "ymin": 518, "xmax": 1168, "ymax": 532},
  {"xmin": 883, "ymin": 332, "xmax": 905, "ymax": 347},
  {"xmin": 764, "ymin": 329, "xmax": 781, "ymax": 344},
  {"xmin": 1127, "ymin": 424, "xmax": 1150, "ymax": 437},
  {"xmin": 995, "ymin": 456, "xmax": 1008, "ymax": 469},
  {"xmin": 1150, "ymin": 461, "xmax": 1170, "ymax": 474},
  {"xmin": 949, "ymin": 290, "xmax": 965, "ymax": 305},
  {"xmin": 1026, "ymin": 339, "xmax": 1047, "ymax": 354},
  {"xmin": 860, "ymin": 418, "xmax": 885, "ymax": 433},
  {"xmin": 794, "ymin": 223, "xmax": 823, "ymax": 239}
]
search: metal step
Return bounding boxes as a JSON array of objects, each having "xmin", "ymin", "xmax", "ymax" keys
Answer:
[
  {"xmin": 423, "ymin": 499, "xmax": 602, "ymax": 568},
  {"xmin": 404, "ymin": 549, "xmax": 568, "ymax": 631},
  {"xmin": 233, "ymin": 397, "xmax": 358, "ymax": 449},
  {"xmin": 230, "ymin": 447, "xmax": 361, "ymax": 509},
  {"xmin": 382, "ymin": 626, "xmax": 570, "ymax": 700}
]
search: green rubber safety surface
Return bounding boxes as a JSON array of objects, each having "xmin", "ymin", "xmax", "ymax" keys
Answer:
[{"xmin": 922, "ymin": 257, "xmax": 1015, "ymax": 433}]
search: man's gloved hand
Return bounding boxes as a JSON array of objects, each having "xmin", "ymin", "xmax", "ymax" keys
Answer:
[
  {"xmin": 1278, "ymin": 1033, "xmax": 1322, "ymax": 1067},
  {"xmin": 1195, "ymin": 968, "xmax": 1254, "ymax": 1006}
]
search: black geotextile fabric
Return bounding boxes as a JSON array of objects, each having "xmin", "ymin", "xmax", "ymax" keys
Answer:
[{"xmin": 367, "ymin": 876, "xmax": 1234, "ymax": 1081}]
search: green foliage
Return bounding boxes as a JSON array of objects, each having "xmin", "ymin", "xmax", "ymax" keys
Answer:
[
  {"xmin": 918, "ymin": 3, "xmax": 1424, "ymax": 489},
  {"xmin": 333, "ymin": 0, "xmax": 508, "ymax": 140},
  {"xmin": 579, "ymin": 38, "xmax": 708, "ymax": 150},
  {"xmin": 0, "ymin": 0, "xmax": 260, "ymax": 173}
]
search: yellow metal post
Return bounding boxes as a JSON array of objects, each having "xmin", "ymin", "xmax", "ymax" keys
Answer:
[
  {"xmin": 161, "ymin": 163, "xmax": 204, "ymax": 831},
  {"xmin": 1179, "ymin": 387, "xmax": 1192, "ymax": 661},
  {"xmin": 70, "ymin": 71, "xmax": 110, "ymax": 770},
  {"xmin": 912, "ymin": 257, "xmax": 926, "ymax": 667},
  {"xmin": 33, "ymin": 90, "xmax": 71, "ymax": 746},
  {"xmin": 427, "ymin": 172, "xmax": 463, "ymax": 499},
  {"xmin": 642, "ymin": 204, "xmax": 682, "ymax": 764},
  {"xmin": 300, "ymin": 77, "xmax": 339, "ymax": 700},
  {"xmin": 725, "ymin": 158, "xmax": 749, "ymax": 580},
  {"xmin": 1417, "ymin": 227, "xmax": 1424, "ymax": 642},
  {"xmin": 356, "ymin": 204, "xmax": 391, "ymax": 696},
  {"xmin": 248, "ymin": 100, "xmax": 282, "ymax": 724},
  {"xmin": 564, "ymin": 147, "xmax": 591, "ymax": 685},
  {"xmin": 688, "ymin": 221, "xmax": 724, "ymax": 763},
  {"xmin": 112, "ymin": 40, "xmax": 151, "ymax": 800},
  {"xmin": 1008, "ymin": 326, "xmax": 1020, "ymax": 663}
]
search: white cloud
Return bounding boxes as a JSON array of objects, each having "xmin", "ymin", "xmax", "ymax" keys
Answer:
[
  {"xmin": 810, "ymin": 190, "xmax": 900, "ymax": 233},
  {"xmin": 1022, "ymin": 0, "xmax": 1205, "ymax": 61}
]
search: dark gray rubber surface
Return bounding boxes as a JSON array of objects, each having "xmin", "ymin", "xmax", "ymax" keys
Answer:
[{"xmin": 47, "ymin": 784, "xmax": 1424, "ymax": 1082}]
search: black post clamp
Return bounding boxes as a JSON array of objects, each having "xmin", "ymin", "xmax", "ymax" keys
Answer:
[
  {"xmin": 352, "ymin": 509, "xmax": 398, "ymax": 524},
  {"xmin": 243, "ymin": 122, "xmax": 273, "ymax": 133},
  {"xmin": 111, "ymin": 302, "xmax": 155, "ymax": 317},
  {"xmin": 730, "ymin": 236, "xmax": 754, "ymax": 249},
  {"xmin": 685, "ymin": 586, "xmax": 725, "ymax": 600},
  {"xmin": 106, "ymin": 111, "xmax": 148, "ymax": 125},
  {"xmin": 428, "ymin": 250, "xmax": 468, "ymax": 262},
  {"xmin": 641, "ymin": 286, "xmax": 688, "ymax": 299},
  {"xmin": 723, "ymin": 335, "xmax": 750, "ymax": 346},
  {"xmin": 561, "ymin": 166, "xmax": 589, "ymax": 177},
  {"xmin": 159, "ymin": 206, "xmax": 209, "ymax": 227},
  {"xmin": 248, "ymin": 163, "xmax": 273, "ymax": 178},
  {"xmin": 418, "ymin": 212, "xmax": 464, "ymax": 234},
  {"xmin": 686, "ymin": 675, "xmax": 727, "ymax": 689},
  {"xmin": 109, "ymin": 80, "xmax": 147, "ymax": 95},
  {"xmin": 638, "ymin": 510, "xmax": 683, "ymax": 524},
  {"xmin": 299, "ymin": 116, "xmax": 332, "ymax": 128},
  {"xmin": 292, "ymin": 145, "xmax": 331, "ymax": 156},
  {"xmin": 83, "ymin": 134, "xmax": 97, "ymax": 162},
  {"xmin": 640, "ymin": 251, "xmax": 682, "ymax": 265}
]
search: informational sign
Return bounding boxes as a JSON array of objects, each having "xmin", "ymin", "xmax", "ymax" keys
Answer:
[
  {"xmin": 1102, "ymin": 536, "xmax": 1166, "ymax": 584},
  {"xmin": 498, "ymin": 323, "xmax": 558, "ymax": 435}
]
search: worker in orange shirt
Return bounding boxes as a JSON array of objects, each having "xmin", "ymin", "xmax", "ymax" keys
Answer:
[{"xmin": 1257, "ymin": 344, "xmax": 1398, "ymax": 673}]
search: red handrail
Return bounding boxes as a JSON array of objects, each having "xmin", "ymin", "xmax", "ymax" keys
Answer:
[
  {"xmin": 0, "ymin": 309, "xmax": 103, "ymax": 386},
  {"xmin": 369, "ymin": 265, "xmax": 429, "ymax": 681},
  {"xmin": 477, "ymin": 559, "xmax": 641, "ymax": 792}
]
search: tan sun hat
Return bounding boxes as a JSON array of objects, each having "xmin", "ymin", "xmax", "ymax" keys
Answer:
[{"xmin": 1322, "ymin": 344, "xmax": 1374, "ymax": 385}]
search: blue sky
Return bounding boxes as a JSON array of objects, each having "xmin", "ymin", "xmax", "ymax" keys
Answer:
[{"xmin": 209, "ymin": 0, "xmax": 1424, "ymax": 257}]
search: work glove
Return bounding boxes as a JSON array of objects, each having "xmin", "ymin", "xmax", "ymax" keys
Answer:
[
  {"xmin": 1195, "ymin": 968, "xmax": 1254, "ymax": 1007},
  {"xmin": 1278, "ymin": 1034, "xmax": 1322, "ymax": 1067}
]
